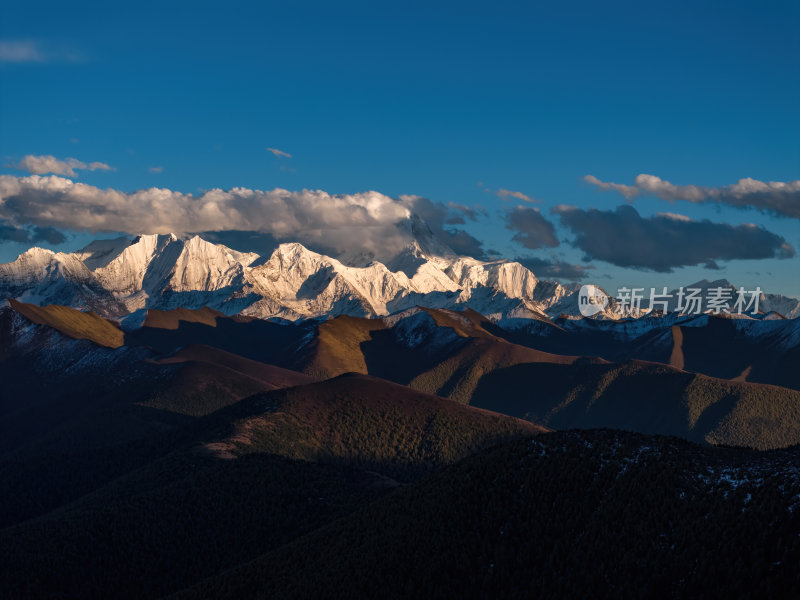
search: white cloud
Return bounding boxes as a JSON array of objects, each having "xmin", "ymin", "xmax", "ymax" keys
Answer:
[
  {"xmin": 0, "ymin": 40, "xmax": 84, "ymax": 63},
  {"xmin": 0, "ymin": 175, "xmax": 480, "ymax": 261},
  {"xmin": 634, "ymin": 174, "xmax": 706, "ymax": 202},
  {"xmin": 583, "ymin": 175, "xmax": 640, "ymax": 199},
  {"xmin": 0, "ymin": 41, "xmax": 45, "ymax": 63},
  {"xmin": 496, "ymin": 188, "xmax": 536, "ymax": 203},
  {"xmin": 585, "ymin": 173, "xmax": 800, "ymax": 218},
  {"xmin": 148, "ymin": 166, "xmax": 164, "ymax": 174},
  {"xmin": 655, "ymin": 212, "xmax": 692, "ymax": 222},
  {"xmin": 14, "ymin": 155, "xmax": 113, "ymax": 177},
  {"xmin": 267, "ymin": 147, "xmax": 292, "ymax": 158}
]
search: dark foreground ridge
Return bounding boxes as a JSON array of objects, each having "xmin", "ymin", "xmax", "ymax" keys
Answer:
[
  {"xmin": 174, "ymin": 430, "xmax": 800, "ymax": 600},
  {"xmin": 2, "ymin": 429, "xmax": 799, "ymax": 599}
]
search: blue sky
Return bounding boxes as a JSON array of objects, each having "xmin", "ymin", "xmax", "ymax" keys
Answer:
[{"xmin": 1, "ymin": 1, "xmax": 798, "ymax": 297}]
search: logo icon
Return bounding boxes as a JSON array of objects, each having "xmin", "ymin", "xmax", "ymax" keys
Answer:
[{"xmin": 578, "ymin": 284, "xmax": 608, "ymax": 317}]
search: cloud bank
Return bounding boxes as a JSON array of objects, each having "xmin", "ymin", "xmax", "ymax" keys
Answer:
[
  {"xmin": 0, "ymin": 175, "xmax": 483, "ymax": 262},
  {"xmin": 553, "ymin": 204, "xmax": 794, "ymax": 272},
  {"xmin": 14, "ymin": 155, "xmax": 114, "ymax": 177},
  {"xmin": 505, "ymin": 206, "xmax": 559, "ymax": 249},
  {"xmin": 585, "ymin": 174, "xmax": 800, "ymax": 219},
  {"xmin": 400, "ymin": 195, "xmax": 486, "ymax": 258},
  {"xmin": 0, "ymin": 220, "xmax": 66, "ymax": 245}
]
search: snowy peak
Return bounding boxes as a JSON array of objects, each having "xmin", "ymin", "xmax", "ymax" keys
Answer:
[
  {"xmin": 445, "ymin": 258, "xmax": 539, "ymax": 300},
  {"xmin": 74, "ymin": 237, "xmax": 133, "ymax": 270},
  {"xmin": 267, "ymin": 242, "xmax": 329, "ymax": 270},
  {"xmin": 92, "ymin": 233, "xmax": 258, "ymax": 297},
  {"xmin": 16, "ymin": 246, "xmax": 56, "ymax": 261},
  {"xmin": 247, "ymin": 243, "xmax": 392, "ymax": 317},
  {"xmin": 94, "ymin": 233, "xmax": 180, "ymax": 295},
  {"xmin": 0, "ymin": 245, "xmax": 122, "ymax": 314},
  {"xmin": 182, "ymin": 235, "xmax": 259, "ymax": 267},
  {"xmin": 1, "ymin": 247, "xmax": 57, "ymax": 278},
  {"xmin": 0, "ymin": 247, "xmax": 93, "ymax": 285},
  {"xmin": 0, "ymin": 233, "xmax": 797, "ymax": 323},
  {"xmin": 167, "ymin": 235, "xmax": 256, "ymax": 292}
]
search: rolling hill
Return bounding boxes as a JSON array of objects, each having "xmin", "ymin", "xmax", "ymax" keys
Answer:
[
  {"xmin": 497, "ymin": 312, "xmax": 800, "ymax": 391},
  {"xmin": 5, "ymin": 300, "xmax": 800, "ymax": 452},
  {"xmin": 469, "ymin": 359, "xmax": 800, "ymax": 450},
  {"xmin": 294, "ymin": 307, "xmax": 600, "ymax": 402},
  {"xmin": 202, "ymin": 372, "xmax": 545, "ymax": 479}
]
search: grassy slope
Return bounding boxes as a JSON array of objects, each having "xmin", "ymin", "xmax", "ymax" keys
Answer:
[
  {"xmin": 204, "ymin": 373, "xmax": 546, "ymax": 480},
  {"xmin": 470, "ymin": 360, "xmax": 800, "ymax": 450}
]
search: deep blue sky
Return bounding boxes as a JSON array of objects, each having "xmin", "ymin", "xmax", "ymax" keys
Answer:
[{"xmin": 1, "ymin": 1, "xmax": 798, "ymax": 296}]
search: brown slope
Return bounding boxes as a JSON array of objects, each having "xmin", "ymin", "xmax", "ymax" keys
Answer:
[
  {"xmin": 420, "ymin": 306, "xmax": 497, "ymax": 338},
  {"xmin": 296, "ymin": 307, "xmax": 605, "ymax": 406},
  {"xmin": 668, "ymin": 325, "xmax": 684, "ymax": 369},
  {"xmin": 4, "ymin": 302, "xmax": 311, "ymax": 417},
  {"xmin": 470, "ymin": 358, "xmax": 800, "ymax": 450},
  {"xmin": 297, "ymin": 315, "xmax": 383, "ymax": 378},
  {"xmin": 405, "ymin": 336, "xmax": 604, "ymax": 404},
  {"xmin": 155, "ymin": 344, "xmax": 314, "ymax": 390},
  {"xmin": 204, "ymin": 373, "xmax": 546, "ymax": 479},
  {"xmin": 141, "ymin": 306, "xmax": 227, "ymax": 329},
  {"xmin": 8, "ymin": 299, "xmax": 124, "ymax": 348},
  {"xmin": 295, "ymin": 307, "xmax": 500, "ymax": 380}
]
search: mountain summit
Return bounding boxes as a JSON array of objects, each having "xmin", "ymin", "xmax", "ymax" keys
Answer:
[{"xmin": 0, "ymin": 232, "xmax": 798, "ymax": 322}]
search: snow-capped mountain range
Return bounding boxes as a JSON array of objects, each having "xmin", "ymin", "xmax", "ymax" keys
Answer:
[{"xmin": 1, "ymin": 228, "xmax": 798, "ymax": 323}]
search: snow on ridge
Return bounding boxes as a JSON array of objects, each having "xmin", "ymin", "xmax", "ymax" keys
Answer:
[{"xmin": 1, "ymin": 232, "xmax": 798, "ymax": 326}]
